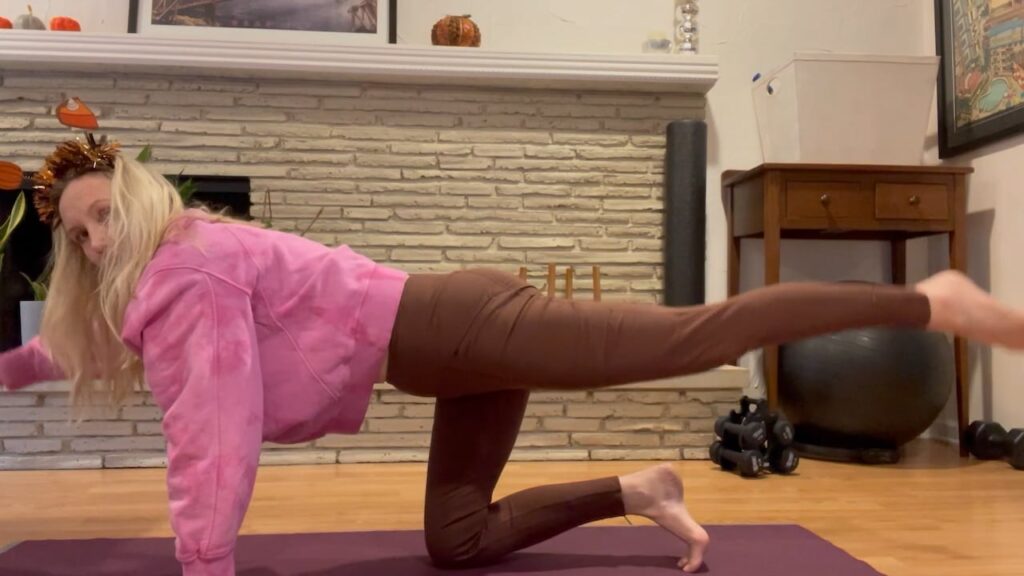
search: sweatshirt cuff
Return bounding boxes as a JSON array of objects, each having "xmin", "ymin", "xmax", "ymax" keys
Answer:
[
  {"xmin": 181, "ymin": 553, "xmax": 235, "ymax": 576},
  {"xmin": 0, "ymin": 337, "xmax": 63, "ymax": 391}
]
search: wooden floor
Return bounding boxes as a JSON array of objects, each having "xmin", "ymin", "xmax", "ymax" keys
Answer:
[{"xmin": 1, "ymin": 440, "xmax": 1022, "ymax": 575}]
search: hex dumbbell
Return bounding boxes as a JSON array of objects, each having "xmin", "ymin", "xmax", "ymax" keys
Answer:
[
  {"xmin": 965, "ymin": 421, "xmax": 1024, "ymax": 470},
  {"xmin": 768, "ymin": 414, "xmax": 794, "ymax": 447},
  {"xmin": 714, "ymin": 416, "xmax": 767, "ymax": 450},
  {"xmin": 1007, "ymin": 429, "xmax": 1024, "ymax": 470},
  {"xmin": 737, "ymin": 397, "xmax": 793, "ymax": 444},
  {"xmin": 767, "ymin": 445, "xmax": 799, "ymax": 474},
  {"xmin": 709, "ymin": 441, "xmax": 764, "ymax": 477},
  {"xmin": 965, "ymin": 420, "xmax": 1007, "ymax": 459},
  {"xmin": 744, "ymin": 411, "xmax": 794, "ymax": 447}
]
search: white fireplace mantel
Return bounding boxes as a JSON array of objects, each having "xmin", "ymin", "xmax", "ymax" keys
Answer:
[{"xmin": 0, "ymin": 31, "xmax": 718, "ymax": 93}]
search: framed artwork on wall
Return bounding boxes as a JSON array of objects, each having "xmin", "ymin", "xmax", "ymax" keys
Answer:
[
  {"xmin": 129, "ymin": 0, "xmax": 395, "ymax": 46},
  {"xmin": 935, "ymin": 0, "xmax": 1024, "ymax": 157}
]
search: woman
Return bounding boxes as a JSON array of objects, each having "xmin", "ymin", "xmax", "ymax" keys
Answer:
[{"xmin": 1, "ymin": 136, "xmax": 1022, "ymax": 576}]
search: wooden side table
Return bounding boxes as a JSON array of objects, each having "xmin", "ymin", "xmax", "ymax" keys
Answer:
[{"xmin": 723, "ymin": 163, "xmax": 974, "ymax": 455}]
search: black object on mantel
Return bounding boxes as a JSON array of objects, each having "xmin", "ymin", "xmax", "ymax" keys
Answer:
[{"xmin": 663, "ymin": 119, "xmax": 707, "ymax": 306}]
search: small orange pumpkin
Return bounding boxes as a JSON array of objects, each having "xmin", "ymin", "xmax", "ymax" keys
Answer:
[
  {"xmin": 49, "ymin": 16, "xmax": 80, "ymax": 31},
  {"xmin": 431, "ymin": 14, "xmax": 481, "ymax": 47},
  {"xmin": 0, "ymin": 161, "xmax": 24, "ymax": 190},
  {"xmin": 0, "ymin": 17, "xmax": 12, "ymax": 29}
]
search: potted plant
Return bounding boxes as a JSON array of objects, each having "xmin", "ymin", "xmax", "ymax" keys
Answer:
[
  {"xmin": 2, "ymin": 187, "xmax": 47, "ymax": 345},
  {"xmin": 18, "ymin": 254, "xmax": 48, "ymax": 344}
]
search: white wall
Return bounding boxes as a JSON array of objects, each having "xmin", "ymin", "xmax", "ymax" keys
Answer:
[
  {"xmin": 946, "ymin": 136, "xmax": 1024, "ymax": 427},
  {"xmin": 696, "ymin": 0, "xmax": 942, "ymax": 403},
  {"xmin": 700, "ymin": 0, "xmax": 936, "ymax": 293},
  {"xmin": 0, "ymin": 0, "xmax": 129, "ymax": 33},
  {"xmin": 700, "ymin": 0, "xmax": 1024, "ymax": 434},
  {"xmin": 920, "ymin": 26, "xmax": 1024, "ymax": 431},
  {"xmin": 396, "ymin": 0, "xmax": 675, "ymax": 54}
]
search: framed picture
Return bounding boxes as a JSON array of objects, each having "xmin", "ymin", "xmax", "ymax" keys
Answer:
[
  {"xmin": 935, "ymin": 0, "xmax": 1024, "ymax": 157},
  {"xmin": 131, "ymin": 0, "xmax": 393, "ymax": 46}
]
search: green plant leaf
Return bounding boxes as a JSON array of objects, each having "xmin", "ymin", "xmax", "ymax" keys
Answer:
[
  {"xmin": 136, "ymin": 145, "xmax": 153, "ymax": 163},
  {"xmin": 177, "ymin": 177, "xmax": 197, "ymax": 203},
  {"xmin": 20, "ymin": 272, "xmax": 47, "ymax": 301},
  {"xmin": 0, "ymin": 191, "xmax": 26, "ymax": 252},
  {"xmin": 30, "ymin": 258, "xmax": 54, "ymax": 301}
]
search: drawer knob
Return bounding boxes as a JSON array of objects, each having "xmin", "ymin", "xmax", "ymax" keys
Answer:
[
  {"xmin": 819, "ymin": 194, "xmax": 831, "ymax": 206},
  {"xmin": 908, "ymin": 195, "xmax": 921, "ymax": 206}
]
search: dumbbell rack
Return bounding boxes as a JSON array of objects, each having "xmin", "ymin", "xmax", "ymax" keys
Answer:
[{"xmin": 710, "ymin": 396, "xmax": 799, "ymax": 478}]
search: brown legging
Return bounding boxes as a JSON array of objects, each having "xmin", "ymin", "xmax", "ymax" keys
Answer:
[{"xmin": 385, "ymin": 268, "xmax": 931, "ymax": 567}]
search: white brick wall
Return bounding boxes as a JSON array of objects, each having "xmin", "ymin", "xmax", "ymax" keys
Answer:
[
  {"xmin": 0, "ymin": 376, "xmax": 742, "ymax": 470},
  {"xmin": 0, "ymin": 72, "xmax": 703, "ymax": 299},
  {"xmin": 0, "ymin": 71, "xmax": 732, "ymax": 470}
]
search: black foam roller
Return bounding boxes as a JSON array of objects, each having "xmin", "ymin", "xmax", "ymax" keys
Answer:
[{"xmin": 664, "ymin": 119, "xmax": 707, "ymax": 306}]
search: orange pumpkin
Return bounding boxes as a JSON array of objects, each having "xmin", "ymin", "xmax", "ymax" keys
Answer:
[
  {"xmin": 49, "ymin": 16, "xmax": 80, "ymax": 31},
  {"xmin": 0, "ymin": 161, "xmax": 24, "ymax": 191},
  {"xmin": 431, "ymin": 14, "xmax": 481, "ymax": 47},
  {"xmin": 0, "ymin": 17, "xmax": 12, "ymax": 29}
]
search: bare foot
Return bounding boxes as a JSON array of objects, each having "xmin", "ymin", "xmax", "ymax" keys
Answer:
[
  {"xmin": 619, "ymin": 463, "xmax": 709, "ymax": 572},
  {"xmin": 915, "ymin": 270, "xmax": 1024, "ymax": 349}
]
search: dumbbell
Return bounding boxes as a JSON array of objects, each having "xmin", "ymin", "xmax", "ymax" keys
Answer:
[
  {"xmin": 744, "ymin": 411, "xmax": 794, "ymax": 447},
  {"xmin": 714, "ymin": 416, "xmax": 767, "ymax": 450},
  {"xmin": 721, "ymin": 408, "xmax": 746, "ymax": 426},
  {"xmin": 1008, "ymin": 429, "xmax": 1024, "ymax": 470},
  {"xmin": 965, "ymin": 421, "xmax": 1024, "ymax": 470},
  {"xmin": 709, "ymin": 441, "xmax": 764, "ymax": 477},
  {"xmin": 765, "ymin": 413, "xmax": 795, "ymax": 447},
  {"xmin": 767, "ymin": 445, "xmax": 799, "ymax": 474},
  {"xmin": 740, "ymin": 396, "xmax": 767, "ymax": 419},
  {"xmin": 737, "ymin": 396, "xmax": 792, "ymax": 441}
]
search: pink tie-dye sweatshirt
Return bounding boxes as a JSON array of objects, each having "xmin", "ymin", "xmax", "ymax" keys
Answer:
[{"xmin": 0, "ymin": 217, "xmax": 409, "ymax": 575}]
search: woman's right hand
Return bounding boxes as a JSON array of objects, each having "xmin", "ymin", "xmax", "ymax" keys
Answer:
[
  {"xmin": 0, "ymin": 338, "xmax": 65, "ymax": 391},
  {"xmin": 0, "ymin": 348, "xmax": 18, "ymax": 391},
  {"xmin": 0, "ymin": 345, "xmax": 27, "ymax": 391}
]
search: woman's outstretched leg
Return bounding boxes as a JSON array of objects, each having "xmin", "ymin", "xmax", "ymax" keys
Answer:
[{"xmin": 388, "ymin": 268, "xmax": 1024, "ymax": 398}]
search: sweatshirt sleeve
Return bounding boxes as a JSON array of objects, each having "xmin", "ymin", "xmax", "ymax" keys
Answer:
[
  {"xmin": 0, "ymin": 336, "xmax": 65, "ymax": 391},
  {"xmin": 131, "ymin": 268, "xmax": 264, "ymax": 576}
]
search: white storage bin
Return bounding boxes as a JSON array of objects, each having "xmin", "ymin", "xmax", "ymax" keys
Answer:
[{"xmin": 752, "ymin": 53, "xmax": 939, "ymax": 165}]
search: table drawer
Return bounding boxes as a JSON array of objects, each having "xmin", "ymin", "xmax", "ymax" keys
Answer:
[
  {"xmin": 875, "ymin": 183, "xmax": 949, "ymax": 220},
  {"xmin": 785, "ymin": 182, "xmax": 872, "ymax": 220}
]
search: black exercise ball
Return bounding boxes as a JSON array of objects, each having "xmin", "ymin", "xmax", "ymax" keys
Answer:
[{"xmin": 778, "ymin": 326, "xmax": 954, "ymax": 452}]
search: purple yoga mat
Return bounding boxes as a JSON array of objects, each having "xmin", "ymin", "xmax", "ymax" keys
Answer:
[{"xmin": 0, "ymin": 525, "xmax": 882, "ymax": 575}]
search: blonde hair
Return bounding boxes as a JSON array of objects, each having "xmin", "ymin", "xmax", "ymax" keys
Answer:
[{"xmin": 40, "ymin": 155, "xmax": 196, "ymax": 409}]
